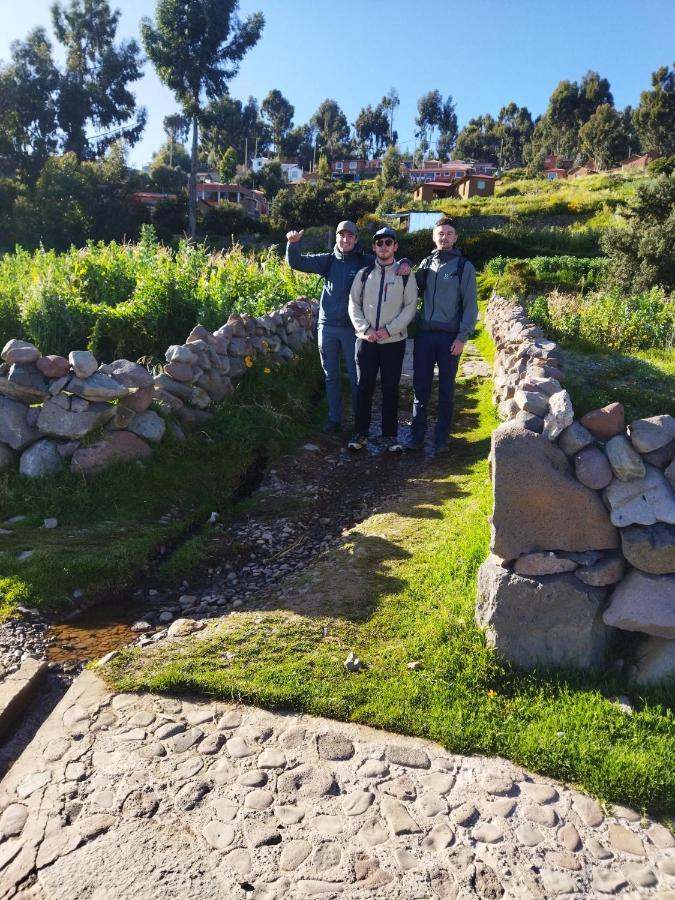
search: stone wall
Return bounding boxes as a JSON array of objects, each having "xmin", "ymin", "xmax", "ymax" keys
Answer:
[
  {"xmin": 476, "ymin": 295, "xmax": 675, "ymax": 684},
  {"xmin": 0, "ymin": 299, "xmax": 318, "ymax": 477}
]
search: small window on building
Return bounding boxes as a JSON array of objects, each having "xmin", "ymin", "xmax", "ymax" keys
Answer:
[
  {"xmin": 477, "ymin": 180, "xmax": 486, "ymax": 189},
  {"xmin": 335, "ymin": 162, "xmax": 343, "ymax": 170},
  {"xmin": 349, "ymin": 161, "xmax": 357, "ymax": 170}
]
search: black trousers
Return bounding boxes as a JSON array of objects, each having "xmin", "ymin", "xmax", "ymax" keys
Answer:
[{"xmin": 354, "ymin": 338, "xmax": 406, "ymax": 438}]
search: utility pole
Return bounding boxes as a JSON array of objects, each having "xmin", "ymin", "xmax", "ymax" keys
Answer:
[{"xmin": 244, "ymin": 137, "xmax": 248, "ymax": 168}]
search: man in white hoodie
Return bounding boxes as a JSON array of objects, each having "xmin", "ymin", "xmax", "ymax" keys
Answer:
[{"xmin": 347, "ymin": 227, "xmax": 419, "ymax": 452}]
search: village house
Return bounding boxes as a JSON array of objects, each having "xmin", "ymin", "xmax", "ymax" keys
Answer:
[
  {"xmin": 615, "ymin": 151, "xmax": 658, "ymax": 172},
  {"xmin": 196, "ymin": 182, "xmax": 268, "ymax": 217},
  {"xmin": 331, "ymin": 158, "xmax": 382, "ymax": 180},
  {"xmin": 412, "ymin": 173, "xmax": 496, "ymax": 203},
  {"xmin": 405, "ymin": 159, "xmax": 497, "ymax": 184},
  {"xmin": 251, "ymin": 156, "xmax": 303, "ymax": 183}
]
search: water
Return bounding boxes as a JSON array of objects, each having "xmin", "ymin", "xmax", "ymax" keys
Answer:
[{"xmin": 46, "ymin": 599, "xmax": 156, "ymax": 665}]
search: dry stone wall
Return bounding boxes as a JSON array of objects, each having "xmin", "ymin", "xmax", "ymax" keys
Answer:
[
  {"xmin": 477, "ymin": 296, "xmax": 675, "ymax": 685},
  {"xmin": 0, "ymin": 299, "xmax": 318, "ymax": 477}
]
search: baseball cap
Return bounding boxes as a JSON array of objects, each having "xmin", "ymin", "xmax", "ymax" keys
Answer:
[
  {"xmin": 373, "ymin": 226, "xmax": 398, "ymax": 241},
  {"xmin": 336, "ymin": 220, "xmax": 358, "ymax": 236}
]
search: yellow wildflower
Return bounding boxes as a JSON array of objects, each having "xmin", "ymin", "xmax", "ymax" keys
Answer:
[
  {"xmin": 244, "ymin": 355, "xmax": 253, "ymax": 368},
  {"xmin": 264, "ymin": 367, "xmax": 271, "ymax": 374},
  {"xmin": 487, "ymin": 689, "xmax": 497, "ymax": 699}
]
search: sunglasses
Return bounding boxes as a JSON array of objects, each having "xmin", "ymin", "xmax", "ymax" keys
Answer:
[{"xmin": 375, "ymin": 238, "xmax": 395, "ymax": 247}]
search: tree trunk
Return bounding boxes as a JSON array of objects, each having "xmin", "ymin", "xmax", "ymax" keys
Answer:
[{"xmin": 189, "ymin": 111, "xmax": 198, "ymax": 240}]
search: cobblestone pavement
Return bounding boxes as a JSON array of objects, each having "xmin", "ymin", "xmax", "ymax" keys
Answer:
[{"xmin": 0, "ymin": 671, "xmax": 673, "ymax": 900}]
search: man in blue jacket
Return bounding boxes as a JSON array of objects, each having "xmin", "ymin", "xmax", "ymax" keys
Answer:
[
  {"xmin": 286, "ymin": 221, "xmax": 410, "ymax": 434},
  {"xmin": 408, "ymin": 217, "xmax": 478, "ymax": 453}
]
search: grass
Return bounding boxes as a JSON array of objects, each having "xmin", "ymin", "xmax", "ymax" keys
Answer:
[
  {"xmin": 0, "ymin": 350, "xmax": 324, "ymax": 618},
  {"xmin": 104, "ymin": 314, "xmax": 675, "ymax": 818},
  {"xmin": 559, "ymin": 344, "xmax": 675, "ymax": 422}
]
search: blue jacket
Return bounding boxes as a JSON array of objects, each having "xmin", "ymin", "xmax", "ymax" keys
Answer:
[{"xmin": 286, "ymin": 240, "xmax": 373, "ymax": 328}]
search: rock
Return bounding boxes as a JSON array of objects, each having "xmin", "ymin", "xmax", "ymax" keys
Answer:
[
  {"xmin": 108, "ymin": 404, "xmax": 136, "ymax": 430},
  {"xmin": 514, "ymin": 410, "xmax": 544, "ymax": 433},
  {"xmin": 0, "ymin": 442, "xmax": 15, "ymax": 469},
  {"xmin": 574, "ymin": 553, "xmax": 625, "ymax": 586},
  {"xmin": 37, "ymin": 355, "xmax": 70, "ymax": 378},
  {"xmin": 69, "ymin": 350, "xmax": 98, "ymax": 378},
  {"xmin": 621, "ymin": 523, "xmax": 675, "ymax": 574},
  {"xmin": 514, "ymin": 389, "xmax": 549, "ymax": 417},
  {"xmin": 490, "ymin": 423, "xmax": 618, "ymax": 560},
  {"xmin": 317, "ymin": 733, "xmax": 355, "ymax": 760},
  {"xmin": 580, "ymin": 402, "xmax": 624, "ymax": 440},
  {"xmin": 608, "ymin": 823, "xmax": 645, "ymax": 857},
  {"xmin": 71, "ymin": 431, "xmax": 152, "ymax": 473},
  {"xmin": 497, "ymin": 399, "xmax": 519, "ymax": 421},
  {"xmin": 344, "ymin": 652, "xmax": 362, "ymax": 672},
  {"xmin": 99, "ymin": 359, "xmax": 154, "ymax": 388},
  {"xmin": 164, "ymin": 361, "xmax": 195, "ymax": 382},
  {"xmin": 476, "ymin": 555, "xmax": 609, "ymax": 668},
  {"xmin": 603, "ymin": 465, "xmax": 675, "ymax": 527},
  {"xmin": 167, "ymin": 618, "xmax": 207, "ymax": 638},
  {"xmin": 48, "ymin": 374, "xmax": 71, "ymax": 395},
  {"xmin": 120, "ymin": 386, "xmax": 156, "ymax": 413},
  {"xmin": 629, "ymin": 414, "xmax": 675, "ymax": 454},
  {"xmin": 57, "ymin": 441, "xmax": 80, "ymax": 458},
  {"xmin": 542, "ymin": 389, "xmax": 573, "ymax": 441},
  {"xmin": 573, "ymin": 446, "xmax": 613, "ymax": 490},
  {"xmin": 633, "ymin": 636, "xmax": 675, "ymax": 684},
  {"xmin": 166, "ymin": 344, "xmax": 197, "ymax": 365},
  {"xmin": 667, "ymin": 459, "xmax": 675, "ymax": 489},
  {"xmin": 1, "ymin": 365, "xmax": 49, "ymax": 401},
  {"xmin": 605, "ymin": 434, "xmax": 646, "ymax": 481},
  {"xmin": 67, "ymin": 372, "xmax": 129, "ymax": 401},
  {"xmin": 37, "ymin": 398, "xmax": 116, "ymax": 440},
  {"xmin": 558, "ymin": 420, "xmax": 594, "ymax": 456},
  {"xmin": 127, "ymin": 410, "xmax": 166, "ymax": 444},
  {"xmin": 0, "ymin": 397, "xmax": 41, "ymax": 450},
  {"xmin": 603, "ymin": 570, "xmax": 675, "ymax": 638},
  {"xmin": 521, "ymin": 376, "xmax": 562, "ymax": 397},
  {"xmin": 643, "ymin": 437, "xmax": 675, "ymax": 469},
  {"xmin": 19, "ymin": 439, "xmax": 63, "ymax": 478},
  {"xmin": 513, "ymin": 552, "xmax": 578, "ymax": 576},
  {"xmin": 2, "ymin": 339, "xmax": 40, "ymax": 365}
]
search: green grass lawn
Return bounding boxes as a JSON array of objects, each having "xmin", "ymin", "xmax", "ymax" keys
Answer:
[
  {"xmin": 0, "ymin": 350, "xmax": 324, "ymax": 618},
  {"xmin": 105, "ymin": 318, "xmax": 675, "ymax": 819},
  {"xmin": 559, "ymin": 344, "xmax": 675, "ymax": 422}
]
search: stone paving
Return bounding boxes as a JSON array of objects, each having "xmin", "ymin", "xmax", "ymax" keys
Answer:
[{"xmin": 0, "ymin": 671, "xmax": 673, "ymax": 899}]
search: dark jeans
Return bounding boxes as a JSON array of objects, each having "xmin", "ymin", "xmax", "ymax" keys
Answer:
[
  {"xmin": 354, "ymin": 338, "xmax": 406, "ymax": 438},
  {"xmin": 411, "ymin": 330, "xmax": 461, "ymax": 447}
]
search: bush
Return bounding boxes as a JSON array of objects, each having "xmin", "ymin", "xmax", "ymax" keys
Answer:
[
  {"xmin": 526, "ymin": 287, "xmax": 674, "ymax": 352},
  {"xmin": 0, "ymin": 227, "xmax": 321, "ymax": 360},
  {"xmin": 601, "ymin": 174, "xmax": 675, "ymax": 293}
]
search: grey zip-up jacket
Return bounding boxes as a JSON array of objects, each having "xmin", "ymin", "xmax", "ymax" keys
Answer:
[
  {"xmin": 349, "ymin": 260, "xmax": 418, "ymax": 344},
  {"xmin": 416, "ymin": 248, "xmax": 478, "ymax": 343}
]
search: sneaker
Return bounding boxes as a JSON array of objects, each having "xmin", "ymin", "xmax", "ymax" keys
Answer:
[
  {"xmin": 347, "ymin": 434, "xmax": 368, "ymax": 451},
  {"xmin": 405, "ymin": 439, "xmax": 424, "ymax": 451},
  {"xmin": 383, "ymin": 436, "xmax": 403, "ymax": 452},
  {"xmin": 322, "ymin": 420, "xmax": 341, "ymax": 434}
]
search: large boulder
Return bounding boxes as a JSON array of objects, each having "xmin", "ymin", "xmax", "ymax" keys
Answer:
[
  {"xmin": 573, "ymin": 446, "xmax": 613, "ymax": 490},
  {"xmin": 37, "ymin": 355, "xmax": 70, "ymax": 378},
  {"xmin": 558, "ymin": 421, "xmax": 594, "ymax": 457},
  {"xmin": 490, "ymin": 423, "xmax": 618, "ymax": 560},
  {"xmin": 37, "ymin": 398, "xmax": 116, "ymax": 439},
  {"xmin": 476, "ymin": 555, "xmax": 609, "ymax": 669},
  {"xmin": 605, "ymin": 434, "xmax": 646, "ymax": 481},
  {"xmin": 19, "ymin": 439, "xmax": 63, "ymax": 478},
  {"xmin": 620, "ymin": 523, "xmax": 675, "ymax": 575},
  {"xmin": 0, "ymin": 397, "xmax": 40, "ymax": 450},
  {"xmin": 603, "ymin": 570, "xmax": 675, "ymax": 639},
  {"xmin": 603, "ymin": 465, "xmax": 675, "ymax": 527},
  {"xmin": 120, "ymin": 385, "xmax": 155, "ymax": 413},
  {"xmin": 71, "ymin": 431, "xmax": 152, "ymax": 473}
]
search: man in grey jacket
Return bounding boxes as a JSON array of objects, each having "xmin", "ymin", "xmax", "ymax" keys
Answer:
[{"xmin": 408, "ymin": 217, "xmax": 478, "ymax": 453}]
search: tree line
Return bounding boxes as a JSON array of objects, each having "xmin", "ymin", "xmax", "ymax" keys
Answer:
[{"xmin": 1, "ymin": 0, "xmax": 674, "ymax": 246}]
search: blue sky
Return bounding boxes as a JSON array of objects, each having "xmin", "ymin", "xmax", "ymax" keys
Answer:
[{"xmin": 2, "ymin": 0, "xmax": 674, "ymax": 167}]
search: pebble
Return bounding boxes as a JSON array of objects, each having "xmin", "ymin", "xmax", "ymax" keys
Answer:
[{"xmin": 43, "ymin": 518, "xmax": 58, "ymax": 529}]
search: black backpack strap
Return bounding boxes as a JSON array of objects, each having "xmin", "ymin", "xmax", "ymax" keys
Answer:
[
  {"xmin": 456, "ymin": 254, "xmax": 466, "ymax": 320},
  {"xmin": 359, "ymin": 263, "xmax": 376, "ymax": 302}
]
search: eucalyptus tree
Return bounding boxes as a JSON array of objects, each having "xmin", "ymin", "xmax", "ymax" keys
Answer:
[
  {"xmin": 141, "ymin": 0, "xmax": 264, "ymax": 238},
  {"xmin": 52, "ymin": 0, "xmax": 146, "ymax": 158},
  {"xmin": 261, "ymin": 89, "xmax": 294, "ymax": 157},
  {"xmin": 633, "ymin": 64, "xmax": 675, "ymax": 156},
  {"xmin": 163, "ymin": 112, "xmax": 188, "ymax": 166},
  {"xmin": 311, "ymin": 99, "xmax": 350, "ymax": 160}
]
